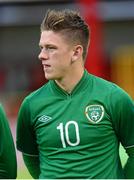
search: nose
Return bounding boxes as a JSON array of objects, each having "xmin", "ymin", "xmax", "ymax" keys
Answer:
[{"xmin": 38, "ymin": 49, "xmax": 49, "ymax": 61}]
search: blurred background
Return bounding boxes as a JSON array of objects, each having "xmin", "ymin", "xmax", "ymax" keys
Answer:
[{"xmin": 0, "ymin": 0, "xmax": 134, "ymax": 178}]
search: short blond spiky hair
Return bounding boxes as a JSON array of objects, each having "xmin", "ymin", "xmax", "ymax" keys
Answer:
[{"xmin": 41, "ymin": 9, "xmax": 90, "ymax": 61}]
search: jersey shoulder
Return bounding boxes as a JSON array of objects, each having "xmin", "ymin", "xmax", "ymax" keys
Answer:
[
  {"xmin": 90, "ymin": 74, "xmax": 126, "ymax": 93},
  {"xmin": 90, "ymin": 73, "xmax": 133, "ymax": 103},
  {"xmin": 90, "ymin": 73, "xmax": 117, "ymax": 89},
  {"xmin": 25, "ymin": 81, "xmax": 51, "ymax": 101}
]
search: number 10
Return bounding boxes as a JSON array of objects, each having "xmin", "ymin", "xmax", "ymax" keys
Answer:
[{"xmin": 57, "ymin": 121, "xmax": 80, "ymax": 148}]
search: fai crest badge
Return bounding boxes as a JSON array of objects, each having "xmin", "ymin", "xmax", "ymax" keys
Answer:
[{"xmin": 85, "ymin": 105, "xmax": 104, "ymax": 123}]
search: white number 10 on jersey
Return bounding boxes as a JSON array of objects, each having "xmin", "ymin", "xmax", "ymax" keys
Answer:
[{"xmin": 57, "ymin": 121, "xmax": 80, "ymax": 148}]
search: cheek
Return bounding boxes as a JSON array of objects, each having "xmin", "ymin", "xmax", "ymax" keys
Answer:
[
  {"xmin": 52, "ymin": 51, "xmax": 71, "ymax": 67},
  {"xmin": 60, "ymin": 51, "xmax": 72, "ymax": 63}
]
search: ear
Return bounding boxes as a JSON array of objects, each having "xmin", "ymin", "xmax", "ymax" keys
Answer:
[{"xmin": 71, "ymin": 45, "xmax": 83, "ymax": 62}]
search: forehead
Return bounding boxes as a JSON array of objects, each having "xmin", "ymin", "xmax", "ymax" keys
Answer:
[{"xmin": 39, "ymin": 30, "xmax": 66, "ymax": 45}]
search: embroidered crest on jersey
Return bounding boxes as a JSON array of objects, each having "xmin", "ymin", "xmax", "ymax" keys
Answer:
[{"xmin": 85, "ymin": 105, "xmax": 104, "ymax": 123}]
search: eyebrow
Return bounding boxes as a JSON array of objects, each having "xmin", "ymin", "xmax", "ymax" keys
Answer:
[{"xmin": 39, "ymin": 43, "xmax": 57, "ymax": 48}]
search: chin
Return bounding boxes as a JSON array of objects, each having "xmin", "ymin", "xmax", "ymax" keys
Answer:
[
  {"xmin": 44, "ymin": 71, "xmax": 60, "ymax": 80},
  {"xmin": 45, "ymin": 74, "xmax": 55, "ymax": 80}
]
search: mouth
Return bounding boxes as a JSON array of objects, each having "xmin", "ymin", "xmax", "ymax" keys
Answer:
[
  {"xmin": 45, "ymin": 65, "xmax": 51, "ymax": 68},
  {"xmin": 42, "ymin": 63, "xmax": 51, "ymax": 67},
  {"xmin": 42, "ymin": 64, "xmax": 51, "ymax": 72}
]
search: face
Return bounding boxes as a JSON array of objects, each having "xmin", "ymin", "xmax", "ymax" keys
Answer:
[{"xmin": 38, "ymin": 30, "xmax": 75, "ymax": 80}]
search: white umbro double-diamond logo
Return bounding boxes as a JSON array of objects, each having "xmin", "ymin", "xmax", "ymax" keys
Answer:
[{"xmin": 38, "ymin": 115, "xmax": 52, "ymax": 123}]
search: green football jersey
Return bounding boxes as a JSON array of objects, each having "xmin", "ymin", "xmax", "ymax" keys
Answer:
[
  {"xmin": 17, "ymin": 70, "xmax": 134, "ymax": 179},
  {"xmin": 0, "ymin": 104, "xmax": 17, "ymax": 178}
]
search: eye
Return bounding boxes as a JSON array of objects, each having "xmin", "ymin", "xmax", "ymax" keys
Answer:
[
  {"xmin": 39, "ymin": 45, "xmax": 57, "ymax": 53},
  {"xmin": 47, "ymin": 46, "xmax": 57, "ymax": 50},
  {"xmin": 39, "ymin": 46, "xmax": 43, "ymax": 50}
]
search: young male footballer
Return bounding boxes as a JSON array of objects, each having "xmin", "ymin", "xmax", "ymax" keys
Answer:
[
  {"xmin": 0, "ymin": 104, "xmax": 17, "ymax": 178},
  {"xmin": 16, "ymin": 9, "xmax": 134, "ymax": 179}
]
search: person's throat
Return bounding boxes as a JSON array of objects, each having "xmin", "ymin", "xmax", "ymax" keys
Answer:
[
  {"xmin": 55, "ymin": 80, "xmax": 72, "ymax": 94},
  {"xmin": 55, "ymin": 70, "xmax": 84, "ymax": 94}
]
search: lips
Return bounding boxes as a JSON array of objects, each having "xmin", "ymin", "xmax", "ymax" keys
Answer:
[
  {"xmin": 45, "ymin": 64, "xmax": 51, "ymax": 67},
  {"xmin": 42, "ymin": 64, "xmax": 51, "ymax": 72},
  {"xmin": 42, "ymin": 63, "xmax": 51, "ymax": 68}
]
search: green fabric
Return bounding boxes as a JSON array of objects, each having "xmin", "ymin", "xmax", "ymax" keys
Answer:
[
  {"xmin": 0, "ymin": 104, "xmax": 17, "ymax": 178},
  {"xmin": 124, "ymin": 146, "xmax": 134, "ymax": 178},
  {"xmin": 23, "ymin": 153, "xmax": 40, "ymax": 179},
  {"xmin": 17, "ymin": 70, "xmax": 134, "ymax": 179}
]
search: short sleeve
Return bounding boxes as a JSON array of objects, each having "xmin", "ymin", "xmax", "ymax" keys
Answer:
[
  {"xmin": 16, "ymin": 98, "xmax": 38, "ymax": 155},
  {"xmin": 110, "ymin": 86, "xmax": 134, "ymax": 148}
]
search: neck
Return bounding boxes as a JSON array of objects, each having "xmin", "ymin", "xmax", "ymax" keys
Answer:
[{"xmin": 55, "ymin": 68, "xmax": 84, "ymax": 93}]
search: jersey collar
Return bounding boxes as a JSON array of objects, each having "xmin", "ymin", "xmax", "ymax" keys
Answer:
[{"xmin": 50, "ymin": 69, "xmax": 91, "ymax": 98}]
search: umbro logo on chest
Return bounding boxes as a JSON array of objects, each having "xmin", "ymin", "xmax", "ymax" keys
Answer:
[{"xmin": 38, "ymin": 115, "xmax": 52, "ymax": 123}]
